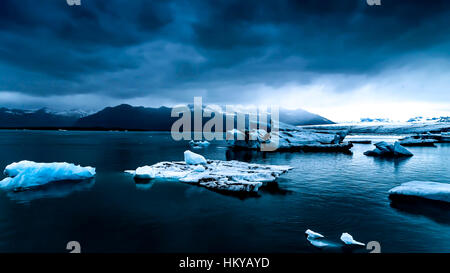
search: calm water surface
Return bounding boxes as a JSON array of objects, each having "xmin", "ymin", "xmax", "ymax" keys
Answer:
[{"xmin": 0, "ymin": 130, "xmax": 449, "ymax": 253}]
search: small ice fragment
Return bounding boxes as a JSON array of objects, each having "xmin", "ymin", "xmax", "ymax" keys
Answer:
[
  {"xmin": 340, "ymin": 233, "xmax": 365, "ymax": 246},
  {"xmin": 305, "ymin": 229, "xmax": 324, "ymax": 239}
]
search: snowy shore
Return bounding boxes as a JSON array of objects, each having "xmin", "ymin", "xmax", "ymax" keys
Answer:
[{"xmin": 302, "ymin": 121, "xmax": 450, "ymax": 135}]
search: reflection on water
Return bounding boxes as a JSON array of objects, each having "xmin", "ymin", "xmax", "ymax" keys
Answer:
[
  {"xmin": 134, "ymin": 180, "xmax": 155, "ymax": 191},
  {"xmin": 6, "ymin": 179, "xmax": 95, "ymax": 204},
  {"xmin": 371, "ymin": 156, "xmax": 412, "ymax": 171},
  {"xmin": 390, "ymin": 198, "xmax": 450, "ymax": 225}
]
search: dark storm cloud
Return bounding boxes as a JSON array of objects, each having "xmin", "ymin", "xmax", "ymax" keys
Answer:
[{"xmin": 0, "ymin": 0, "xmax": 450, "ymax": 104}]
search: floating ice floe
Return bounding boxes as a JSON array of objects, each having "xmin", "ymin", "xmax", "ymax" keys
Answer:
[
  {"xmin": 364, "ymin": 141, "xmax": 413, "ymax": 157},
  {"xmin": 0, "ymin": 160, "xmax": 96, "ymax": 190},
  {"xmin": 227, "ymin": 122, "xmax": 352, "ymax": 152},
  {"xmin": 189, "ymin": 140, "xmax": 210, "ymax": 149},
  {"xmin": 399, "ymin": 136, "xmax": 437, "ymax": 146},
  {"xmin": 389, "ymin": 181, "xmax": 450, "ymax": 203},
  {"xmin": 125, "ymin": 150, "xmax": 292, "ymax": 192},
  {"xmin": 340, "ymin": 233, "xmax": 365, "ymax": 246}
]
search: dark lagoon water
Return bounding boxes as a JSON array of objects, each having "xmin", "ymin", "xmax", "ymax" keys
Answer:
[{"xmin": 0, "ymin": 130, "xmax": 449, "ymax": 253}]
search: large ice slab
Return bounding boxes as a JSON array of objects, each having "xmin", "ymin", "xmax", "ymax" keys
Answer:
[
  {"xmin": 227, "ymin": 122, "xmax": 351, "ymax": 152},
  {"xmin": 364, "ymin": 141, "xmax": 413, "ymax": 157},
  {"xmin": 1, "ymin": 160, "xmax": 96, "ymax": 190},
  {"xmin": 125, "ymin": 152, "xmax": 292, "ymax": 192},
  {"xmin": 389, "ymin": 181, "xmax": 450, "ymax": 203}
]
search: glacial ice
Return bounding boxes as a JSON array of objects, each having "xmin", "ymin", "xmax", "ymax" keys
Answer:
[
  {"xmin": 389, "ymin": 181, "xmax": 450, "ymax": 203},
  {"xmin": 184, "ymin": 150, "xmax": 207, "ymax": 165},
  {"xmin": 303, "ymin": 121, "xmax": 450, "ymax": 135},
  {"xmin": 364, "ymin": 141, "xmax": 413, "ymax": 157},
  {"xmin": 125, "ymin": 152, "xmax": 292, "ymax": 192},
  {"xmin": 0, "ymin": 160, "xmax": 96, "ymax": 190},
  {"xmin": 227, "ymin": 122, "xmax": 352, "ymax": 152},
  {"xmin": 340, "ymin": 233, "xmax": 365, "ymax": 246}
]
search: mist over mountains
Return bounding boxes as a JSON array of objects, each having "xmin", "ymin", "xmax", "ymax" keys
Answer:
[{"xmin": 0, "ymin": 104, "xmax": 333, "ymax": 130}]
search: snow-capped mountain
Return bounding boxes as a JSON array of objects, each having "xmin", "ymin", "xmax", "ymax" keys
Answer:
[{"xmin": 0, "ymin": 107, "xmax": 86, "ymax": 128}]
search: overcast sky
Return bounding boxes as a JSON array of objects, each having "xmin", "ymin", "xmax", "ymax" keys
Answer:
[{"xmin": 0, "ymin": 0, "xmax": 449, "ymax": 121}]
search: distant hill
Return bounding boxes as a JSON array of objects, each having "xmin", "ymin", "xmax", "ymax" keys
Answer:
[
  {"xmin": 74, "ymin": 104, "xmax": 175, "ymax": 130},
  {"xmin": 279, "ymin": 108, "xmax": 333, "ymax": 126},
  {"xmin": 75, "ymin": 104, "xmax": 334, "ymax": 130},
  {"xmin": 0, "ymin": 104, "xmax": 334, "ymax": 130}
]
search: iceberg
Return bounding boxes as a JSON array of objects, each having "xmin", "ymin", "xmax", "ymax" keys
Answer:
[
  {"xmin": 227, "ymin": 122, "xmax": 352, "ymax": 152},
  {"xmin": 1, "ymin": 160, "xmax": 95, "ymax": 190},
  {"xmin": 184, "ymin": 150, "xmax": 207, "ymax": 165},
  {"xmin": 125, "ymin": 152, "xmax": 292, "ymax": 193},
  {"xmin": 364, "ymin": 141, "xmax": 413, "ymax": 157},
  {"xmin": 340, "ymin": 233, "xmax": 365, "ymax": 246},
  {"xmin": 399, "ymin": 136, "xmax": 437, "ymax": 146},
  {"xmin": 304, "ymin": 229, "xmax": 338, "ymax": 248},
  {"xmin": 189, "ymin": 140, "xmax": 210, "ymax": 149},
  {"xmin": 389, "ymin": 181, "xmax": 450, "ymax": 203}
]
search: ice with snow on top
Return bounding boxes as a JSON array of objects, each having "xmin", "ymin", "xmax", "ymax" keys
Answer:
[
  {"xmin": 340, "ymin": 233, "xmax": 365, "ymax": 246},
  {"xmin": 389, "ymin": 181, "xmax": 450, "ymax": 203},
  {"xmin": 364, "ymin": 141, "xmax": 413, "ymax": 157},
  {"xmin": 125, "ymin": 152, "xmax": 292, "ymax": 192},
  {"xmin": 302, "ymin": 121, "xmax": 450, "ymax": 135},
  {"xmin": 184, "ymin": 150, "xmax": 207, "ymax": 165},
  {"xmin": 1, "ymin": 160, "xmax": 95, "ymax": 190}
]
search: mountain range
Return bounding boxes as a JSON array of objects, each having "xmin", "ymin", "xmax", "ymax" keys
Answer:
[{"xmin": 0, "ymin": 104, "xmax": 334, "ymax": 130}]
